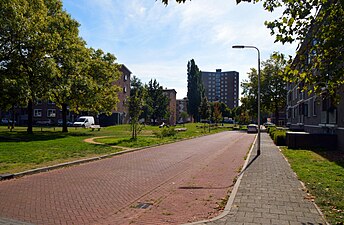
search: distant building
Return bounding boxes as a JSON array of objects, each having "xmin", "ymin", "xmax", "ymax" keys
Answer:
[
  {"xmin": 176, "ymin": 97, "xmax": 191, "ymax": 123},
  {"xmin": 99, "ymin": 64, "xmax": 131, "ymax": 126},
  {"xmin": 201, "ymin": 69, "xmax": 239, "ymax": 109},
  {"xmin": 163, "ymin": 89, "xmax": 177, "ymax": 126}
]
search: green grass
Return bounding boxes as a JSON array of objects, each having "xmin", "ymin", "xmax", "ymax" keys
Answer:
[
  {"xmin": 0, "ymin": 123, "xmax": 232, "ymax": 174},
  {"xmin": 281, "ymin": 147, "xmax": 344, "ymax": 225},
  {"xmin": 95, "ymin": 123, "xmax": 232, "ymax": 148}
]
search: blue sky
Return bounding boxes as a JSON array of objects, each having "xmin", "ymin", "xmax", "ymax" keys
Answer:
[{"xmin": 62, "ymin": 0, "xmax": 297, "ymax": 99}]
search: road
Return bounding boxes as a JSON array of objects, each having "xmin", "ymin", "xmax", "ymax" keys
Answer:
[{"xmin": 0, "ymin": 131, "xmax": 255, "ymax": 225}]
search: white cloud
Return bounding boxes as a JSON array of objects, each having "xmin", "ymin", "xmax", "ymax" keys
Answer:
[{"xmin": 63, "ymin": 0, "xmax": 298, "ymax": 99}]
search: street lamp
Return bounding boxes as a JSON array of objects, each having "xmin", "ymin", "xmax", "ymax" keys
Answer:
[{"xmin": 232, "ymin": 45, "xmax": 261, "ymax": 156}]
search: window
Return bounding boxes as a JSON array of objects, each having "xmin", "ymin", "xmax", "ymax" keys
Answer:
[
  {"xmin": 123, "ymin": 86, "xmax": 127, "ymax": 93},
  {"xmin": 124, "ymin": 74, "xmax": 128, "ymax": 81},
  {"xmin": 34, "ymin": 109, "xmax": 42, "ymax": 117},
  {"xmin": 36, "ymin": 99, "xmax": 42, "ymax": 105},
  {"xmin": 47, "ymin": 100, "xmax": 55, "ymax": 105},
  {"xmin": 47, "ymin": 109, "xmax": 56, "ymax": 118}
]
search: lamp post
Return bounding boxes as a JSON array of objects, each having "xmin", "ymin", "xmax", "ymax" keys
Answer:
[{"xmin": 232, "ymin": 45, "xmax": 261, "ymax": 156}]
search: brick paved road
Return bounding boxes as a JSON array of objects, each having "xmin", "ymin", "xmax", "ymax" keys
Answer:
[{"xmin": 0, "ymin": 131, "xmax": 254, "ymax": 225}]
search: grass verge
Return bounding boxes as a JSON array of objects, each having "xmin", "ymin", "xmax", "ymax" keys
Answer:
[{"xmin": 281, "ymin": 147, "xmax": 344, "ymax": 225}]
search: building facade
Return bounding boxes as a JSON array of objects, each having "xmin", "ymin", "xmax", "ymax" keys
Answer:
[
  {"xmin": 163, "ymin": 89, "xmax": 177, "ymax": 126},
  {"xmin": 99, "ymin": 64, "xmax": 131, "ymax": 126},
  {"xmin": 201, "ymin": 69, "xmax": 239, "ymax": 109},
  {"xmin": 286, "ymin": 39, "xmax": 344, "ymax": 150},
  {"xmin": 176, "ymin": 97, "xmax": 192, "ymax": 123}
]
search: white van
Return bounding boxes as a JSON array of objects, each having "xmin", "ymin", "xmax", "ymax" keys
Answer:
[{"xmin": 73, "ymin": 116, "xmax": 95, "ymax": 128}]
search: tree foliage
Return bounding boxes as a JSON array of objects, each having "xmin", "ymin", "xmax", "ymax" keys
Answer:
[
  {"xmin": 199, "ymin": 93, "xmax": 210, "ymax": 121},
  {"xmin": 211, "ymin": 102, "xmax": 223, "ymax": 125},
  {"xmin": 241, "ymin": 0, "xmax": 344, "ymax": 98},
  {"xmin": 187, "ymin": 59, "xmax": 203, "ymax": 122},
  {"xmin": 0, "ymin": 0, "xmax": 121, "ymax": 133},
  {"xmin": 146, "ymin": 79, "xmax": 169, "ymax": 125},
  {"xmin": 241, "ymin": 53, "xmax": 287, "ymax": 123},
  {"xmin": 128, "ymin": 76, "xmax": 146, "ymax": 139}
]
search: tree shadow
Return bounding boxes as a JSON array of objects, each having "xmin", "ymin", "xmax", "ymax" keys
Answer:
[{"xmin": 0, "ymin": 131, "xmax": 91, "ymax": 142}]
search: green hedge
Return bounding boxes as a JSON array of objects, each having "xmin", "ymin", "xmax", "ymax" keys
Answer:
[{"xmin": 268, "ymin": 127, "xmax": 286, "ymax": 146}]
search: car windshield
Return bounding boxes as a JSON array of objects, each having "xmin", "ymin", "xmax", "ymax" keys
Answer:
[{"xmin": 76, "ymin": 118, "xmax": 86, "ymax": 122}]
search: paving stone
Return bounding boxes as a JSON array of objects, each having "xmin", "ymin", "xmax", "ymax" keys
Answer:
[{"xmin": 202, "ymin": 133, "xmax": 328, "ymax": 225}]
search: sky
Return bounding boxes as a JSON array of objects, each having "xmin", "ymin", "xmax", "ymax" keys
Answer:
[{"xmin": 62, "ymin": 0, "xmax": 298, "ymax": 99}]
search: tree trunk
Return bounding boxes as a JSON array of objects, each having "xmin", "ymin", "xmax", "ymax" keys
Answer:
[
  {"xmin": 62, "ymin": 103, "xmax": 68, "ymax": 132},
  {"xmin": 10, "ymin": 105, "xmax": 15, "ymax": 131},
  {"xmin": 27, "ymin": 100, "xmax": 33, "ymax": 134}
]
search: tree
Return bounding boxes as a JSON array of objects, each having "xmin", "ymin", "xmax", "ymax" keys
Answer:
[
  {"xmin": 48, "ymin": 9, "xmax": 87, "ymax": 132},
  {"xmin": 146, "ymin": 79, "xmax": 169, "ymax": 125},
  {"xmin": 261, "ymin": 53, "xmax": 287, "ymax": 124},
  {"xmin": 0, "ymin": 0, "xmax": 62, "ymax": 133},
  {"xmin": 199, "ymin": 93, "xmax": 210, "ymax": 131},
  {"xmin": 128, "ymin": 77, "xmax": 146, "ymax": 139},
  {"xmin": 241, "ymin": 53, "xmax": 287, "ymax": 124},
  {"xmin": 80, "ymin": 48, "xmax": 121, "ymax": 115},
  {"xmin": 211, "ymin": 102, "xmax": 223, "ymax": 126},
  {"xmin": 241, "ymin": 0, "xmax": 344, "ymax": 99},
  {"xmin": 187, "ymin": 59, "xmax": 203, "ymax": 122}
]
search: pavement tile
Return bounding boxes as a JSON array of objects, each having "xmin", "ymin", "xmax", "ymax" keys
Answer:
[{"xmin": 200, "ymin": 133, "xmax": 328, "ymax": 225}]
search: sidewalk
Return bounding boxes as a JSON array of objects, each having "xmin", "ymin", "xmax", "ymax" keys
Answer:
[{"xmin": 191, "ymin": 133, "xmax": 327, "ymax": 225}]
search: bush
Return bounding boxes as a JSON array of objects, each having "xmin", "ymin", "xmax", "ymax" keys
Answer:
[
  {"xmin": 153, "ymin": 127, "xmax": 177, "ymax": 138},
  {"xmin": 274, "ymin": 131, "xmax": 286, "ymax": 146},
  {"xmin": 268, "ymin": 127, "xmax": 286, "ymax": 146}
]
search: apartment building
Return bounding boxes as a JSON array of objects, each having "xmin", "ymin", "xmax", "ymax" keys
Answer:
[
  {"xmin": 201, "ymin": 69, "xmax": 239, "ymax": 109},
  {"xmin": 98, "ymin": 64, "xmax": 131, "ymax": 126},
  {"xmin": 162, "ymin": 89, "xmax": 177, "ymax": 126},
  {"xmin": 286, "ymin": 41, "xmax": 344, "ymax": 150}
]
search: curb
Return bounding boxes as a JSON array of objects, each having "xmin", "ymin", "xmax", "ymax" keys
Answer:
[
  {"xmin": 182, "ymin": 134, "xmax": 258, "ymax": 225},
  {"xmin": 0, "ymin": 130, "xmax": 235, "ymax": 181},
  {"xmin": 0, "ymin": 147, "xmax": 142, "ymax": 181}
]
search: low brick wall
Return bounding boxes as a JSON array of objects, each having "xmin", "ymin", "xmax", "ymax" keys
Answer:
[{"xmin": 286, "ymin": 132, "xmax": 337, "ymax": 150}]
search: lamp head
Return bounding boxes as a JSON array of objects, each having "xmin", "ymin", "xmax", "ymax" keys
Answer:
[{"xmin": 232, "ymin": 45, "xmax": 245, "ymax": 49}]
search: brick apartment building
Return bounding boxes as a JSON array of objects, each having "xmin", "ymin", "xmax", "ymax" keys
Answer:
[
  {"xmin": 163, "ymin": 89, "xmax": 177, "ymax": 126},
  {"xmin": 98, "ymin": 64, "xmax": 131, "ymax": 126},
  {"xmin": 286, "ymin": 33, "xmax": 344, "ymax": 150},
  {"xmin": 201, "ymin": 69, "xmax": 239, "ymax": 109}
]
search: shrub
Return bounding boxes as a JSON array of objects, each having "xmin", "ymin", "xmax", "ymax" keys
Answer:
[
  {"xmin": 268, "ymin": 127, "xmax": 286, "ymax": 146},
  {"xmin": 153, "ymin": 127, "xmax": 177, "ymax": 138},
  {"xmin": 274, "ymin": 131, "xmax": 286, "ymax": 146}
]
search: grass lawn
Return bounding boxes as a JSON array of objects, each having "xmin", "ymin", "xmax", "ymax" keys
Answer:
[
  {"xmin": 0, "ymin": 123, "xmax": 233, "ymax": 174},
  {"xmin": 281, "ymin": 147, "xmax": 344, "ymax": 225}
]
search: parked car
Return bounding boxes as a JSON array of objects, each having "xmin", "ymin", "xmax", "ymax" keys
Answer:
[
  {"xmin": 73, "ymin": 116, "xmax": 95, "ymax": 128},
  {"xmin": 1, "ymin": 118, "xmax": 16, "ymax": 125},
  {"xmin": 57, "ymin": 119, "xmax": 73, "ymax": 126},
  {"xmin": 247, "ymin": 124, "xmax": 258, "ymax": 133},
  {"xmin": 263, "ymin": 122, "xmax": 275, "ymax": 127}
]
